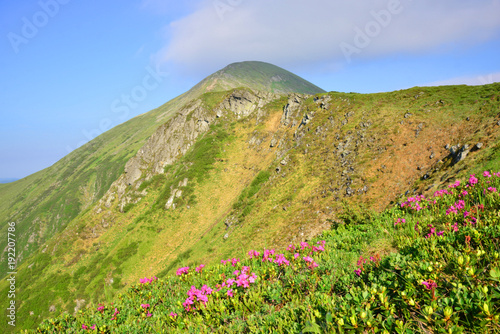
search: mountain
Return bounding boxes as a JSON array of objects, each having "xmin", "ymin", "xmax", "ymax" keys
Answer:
[
  {"xmin": 189, "ymin": 61, "xmax": 326, "ymax": 95},
  {"xmin": 0, "ymin": 61, "xmax": 324, "ymax": 279},
  {"xmin": 0, "ymin": 62, "xmax": 499, "ymax": 332}
]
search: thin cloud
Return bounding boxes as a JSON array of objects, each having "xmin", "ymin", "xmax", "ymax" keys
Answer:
[
  {"xmin": 425, "ymin": 72, "xmax": 500, "ymax": 87},
  {"xmin": 153, "ymin": 0, "xmax": 500, "ymax": 73}
]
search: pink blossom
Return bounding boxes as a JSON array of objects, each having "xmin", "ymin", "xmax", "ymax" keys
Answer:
[
  {"xmin": 176, "ymin": 267, "xmax": 189, "ymax": 276},
  {"xmin": 141, "ymin": 304, "xmax": 150, "ymax": 309},
  {"xmin": 82, "ymin": 324, "xmax": 88, "ymax": 330},
  {"xmin": 354, "ymin": 269, "xmax": 362, "ymax": 276},
  {"xmin": 227, "ymin": 289, "xmax": 234, "ymax": 297},
  {"xmin": 422, "ymin": 280, "xmax": 437, "ymax": 290},
  {"xmin": 146, "ymin": 312, "xmax": 152, "ymax": 317},
  {"xmin": 488, "ymin": 187, "xmax": 497, "ymax": 193},
  {"xmin": 195, "ymin": 264, "xmax": 205, "ymax": 273},
  {"xmin": 300, "ymin": 242, "xmax": 309, "ymax": 250},
  {"xmin": 469, "ymin": 174, "xmax": 478, "ymax": 186},
  {"xmin": 484, "ymin": 171, "xmax": 492, "ymax": 178},
  {"xmin": 169, "ymin": 312, "xmax": 177, "ymax": 318}
]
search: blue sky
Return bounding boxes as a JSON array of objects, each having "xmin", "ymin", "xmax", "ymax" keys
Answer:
[{"xmin": 1, "ymin": 0, "xmax": 499, "ymax": 179}]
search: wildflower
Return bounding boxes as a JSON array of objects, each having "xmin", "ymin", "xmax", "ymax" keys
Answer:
[
  {"xmin": 82, "ymin": 324, "xmax": 88, "ymax": 330},
  {"xmin": 488, "ymin": 187, "xmax": 497, "ymax": 193},
  {"xmin": 227, "ymin": 289, "xmax": 234, "ymax": 297},
  {"xmin": 97, "ymin": 305, "xmax": 105, "ymax": 313},
  {"xmin": 146, "ymin": 312, "xmax": 152, "ymax": 317},
  {"xmin": 169, "ymin": 312, "xmax": 177, "ymax": 318},
  {"xmin": 139, "ymin": 276, "xmax": 158, "ymax": 284},
  {"xmin": 422, "ymin": 280, "xmax": 437, "ymax": 290},
  {"xmin": 248, "ymin": 250, "xmax": 260, "ymax": 258},
  {"xmin": 449, "ymin": 180, "xmax": 460, "ymax": 188},
  {"xmin": 354, "ymin": 269, "xmax": 362, "ymax": 276},
  {"xmin": 287, "ymin": 244, "xmax": 296, "ymax": 252},
  {"xmin": 469, "ymin": 174, "xmax": 478, "ymax": 186},
  {"xmin": 414, "ymin": 222, "xmax": 419, "ymax": 232},
  {"xmin": 437, "ymin": 231, "xmax": 444, "ymax": 237},
  {"xmin": 274, "ymin": 253, "xmax": 290, "ymax": 266},
  {"xmin": 91, "ymin": 325, "xmax": 96, "ymax": 330},
  {"xmin": 300, "ymin": 242, "xmax": 309, "ymax": 250},
  {"xmin": 141, "ymin": 304, "xmax": 150, "ymax": 309},
  {"xmin": 461, "ymin": 190, "xmax": 468, "ymax": 196},
  {"xmin": 484, "ymin": 171, "xmax": 492, "ymax": 178},
  {"xmin": 176, "ymin": 267, "xmax": 189, "ymax": 276},
  {"xmin": 195, "ymin": 264, "xmax": 205, "ymax": 273},
  {"xmin": 294, "ymin": 253, "xmax": 300, "ymax": 259},
  {"xmin": 452, "ymin": 223, "xmax": 459, "ymax": 232}
]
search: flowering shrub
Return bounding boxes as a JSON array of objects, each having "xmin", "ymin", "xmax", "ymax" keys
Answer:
[{"xmin": 36, "ymin": 171, "xmax": 500, "ymax": 333}]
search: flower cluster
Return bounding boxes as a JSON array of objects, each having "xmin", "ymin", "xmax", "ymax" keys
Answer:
[
  {"xmin": 182, "ymin": 285, "xmax": 213, "ymax": 311},
  {"xmin": 139, "ymin": 276, "xmax": 157, "ymax": 284},
  {"xmin": 176, "ymin": 267, "xmax": 189, "ymax": 276},
  {"xmin": 221, "ymin": 258, "xmax": 240, "ymax": 266},
  {"xmin": 195, "ymin": 264, "xmax": 205, "ymax": 273}
]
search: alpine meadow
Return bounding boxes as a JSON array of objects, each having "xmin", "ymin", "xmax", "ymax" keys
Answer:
[{"xmin": 1, "ymin": 61, "xmax": 500, "ymax": 333}]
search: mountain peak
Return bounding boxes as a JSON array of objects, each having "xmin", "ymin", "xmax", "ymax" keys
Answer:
[{"xmin": 191, "ymin": 61, "xmax": 325, "ymax": 95}]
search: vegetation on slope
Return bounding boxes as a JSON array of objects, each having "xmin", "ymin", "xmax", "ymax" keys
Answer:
[
  {"xmin": 2, "ymin": 83, "xmax": 499, "ymax": 332},
  {"xmin": 34, "ymin": 171, "xmax": 500, "ymax": 333}
]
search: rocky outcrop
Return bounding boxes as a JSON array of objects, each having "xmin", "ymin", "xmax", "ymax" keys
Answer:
[{"xmin": 96, "ymin": 89, "xmax": 279, "ymax": 212}]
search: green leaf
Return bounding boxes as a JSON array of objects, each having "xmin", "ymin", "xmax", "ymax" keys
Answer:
[
  {"xmin": 490, "ymin": 267, "xmax": 500, "ymax": 280},
  {"xmin": 302, "ymin": 321, "xmax": 322, "ymax": 333}
]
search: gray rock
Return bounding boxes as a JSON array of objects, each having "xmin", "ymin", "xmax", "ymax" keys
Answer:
[
  {"xmin": 475, "ymin": 142, "xmax": 483, "ymax": 149},
  {"xmin": 49, "ymin": 305, "xmax": 56, "ymax": 312},
  {"xmin": 404, "ymin": 113, "xmax": 412, "ymax": 118}
]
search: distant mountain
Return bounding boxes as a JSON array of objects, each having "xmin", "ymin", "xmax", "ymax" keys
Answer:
[
  {"xmin": 0, "ymin": 178, "xmax": 19, "ymax": 184},
  {"xmin": 189, "ymin": 61, "xmax": 325, "ymax": 95}
]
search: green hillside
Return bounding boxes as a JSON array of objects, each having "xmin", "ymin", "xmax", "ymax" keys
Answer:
[
  {"xmin": 0, "ymin": 64, "xmax": 499, "ymax": 332},
  {"xmin": 0, "ymin": 61, "xmax": 324, "ymax": 280}
]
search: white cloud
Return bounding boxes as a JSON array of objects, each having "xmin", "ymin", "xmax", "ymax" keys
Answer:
[
  {"xmin": 424, "ymin": 72, "xmax": 500, "ymax": 87},
  {"xmin": 153, "ymin": 0, "xmax": 500, "ymax": 73}
]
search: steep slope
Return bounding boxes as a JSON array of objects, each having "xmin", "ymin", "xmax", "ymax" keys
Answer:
[
  {"xmin": 2, "ymin": 82, "xmax": 499, "ymax": 332},
  {"xmin": 0, "ymin": 61, "xmax": 323, "ymax": 281}
]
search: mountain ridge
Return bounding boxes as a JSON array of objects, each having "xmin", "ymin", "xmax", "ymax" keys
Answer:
[{"xmin": 0, "ymin": 62, "xmax": 499, "ymax": 332}]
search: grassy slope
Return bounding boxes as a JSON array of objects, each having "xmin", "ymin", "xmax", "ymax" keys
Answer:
[
  {"xmin": 0, "ymin": 61, "xmax": 325, "ymax": 282},
  {"xmin": 2, "ymin": 83, "xmax": 499, "ymax": 332},
  {"xmin": 35, "ymin": 171, "xmax": 500, "ymax": 333}
]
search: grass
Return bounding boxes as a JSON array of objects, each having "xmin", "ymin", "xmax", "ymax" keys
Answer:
[
  {"xmin": 32, "ymin": 172, "xmax": 500, "ymax": 333},
  {"xmin": 1, "ymin": 83, "xmax": 499, "ymax": 332}
]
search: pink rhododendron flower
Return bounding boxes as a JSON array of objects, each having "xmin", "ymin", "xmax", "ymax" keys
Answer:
[
  {"xmin": 176, "ymin": 267, "xmax": 190, "ymax": 276},
  {"xmin": 422, "ymin": 280, "xmax": 437, "ymax": 290}
]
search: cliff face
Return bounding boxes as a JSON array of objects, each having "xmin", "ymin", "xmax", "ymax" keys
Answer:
[{"xmin": 97, "ymin": 89, "xmax": 280, "ymax": 212}]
